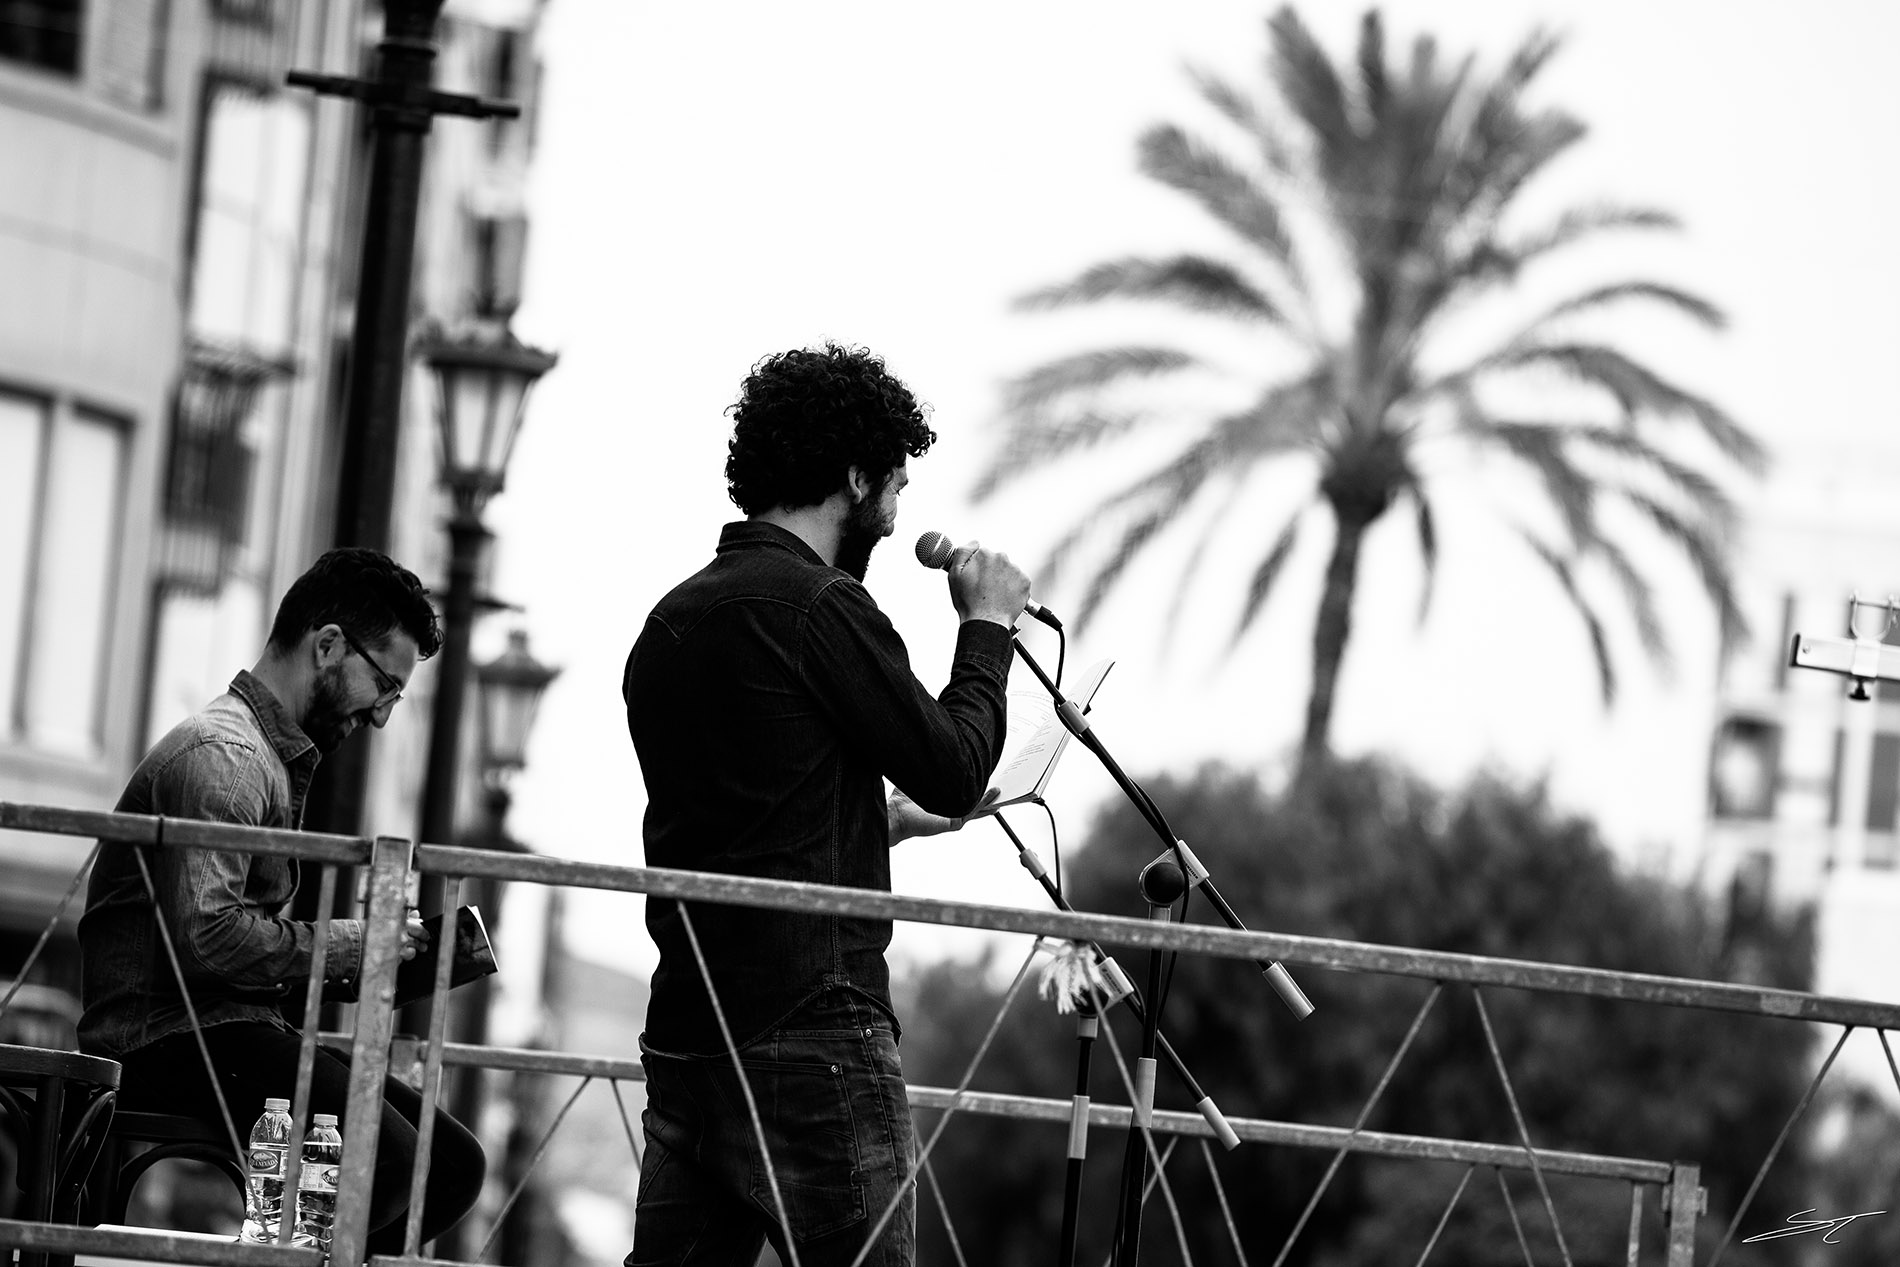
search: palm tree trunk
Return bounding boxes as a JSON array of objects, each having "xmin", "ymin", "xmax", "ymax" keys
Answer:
[{"xmin": 1299, "ymin": 508, "xmax": 1373, "ymax": 782}]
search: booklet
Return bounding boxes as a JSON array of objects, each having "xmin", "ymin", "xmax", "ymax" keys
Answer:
[
  {"xmin": 391, "ymin": 905, "xmax": 499, "ymax": 1008},
  {"xmin": 966, "ymin": 659, "xmax": 1114, "ymax": 819}
]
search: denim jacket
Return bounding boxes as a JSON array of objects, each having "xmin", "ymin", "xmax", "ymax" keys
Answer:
[
  {"xmin": 77, "ymin": 670, "xmax": 365, "ymax": 1059},
  {"xmin": 625, "ymin": 521, "xmax": 1013, "ymax": 1054}
]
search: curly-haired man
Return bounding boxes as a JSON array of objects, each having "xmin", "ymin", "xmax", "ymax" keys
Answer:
[
  {"xmin": 79, "ymin": 547, "xmax": 485, "ymax": 1251},
  {"xmin": 624, "ymin": 344, "xmax": 1030, "ymax": 1266}
]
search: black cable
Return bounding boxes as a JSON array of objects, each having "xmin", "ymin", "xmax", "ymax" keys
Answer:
[{"xmin": 1037, "ymin": 798, "xmax": 1062, "ymax": 895}]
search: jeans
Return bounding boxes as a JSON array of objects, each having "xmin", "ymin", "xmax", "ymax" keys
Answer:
[
  {"xmin": 118, "ymin": 1022, "xmax": 485, "ymax": 1255},
  {"xmin": 628, "ymin": 989, "xmax": 917, "ymax": 1267}
]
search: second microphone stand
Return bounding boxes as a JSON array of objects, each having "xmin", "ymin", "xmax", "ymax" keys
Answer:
[
  {"xmin": 990, "ymin": 813, "xmax": 1234, "ymax": 1267},
  {"xmin": 1007, "ymin": 632, "xmax": 1314, "ymax": 1267}
]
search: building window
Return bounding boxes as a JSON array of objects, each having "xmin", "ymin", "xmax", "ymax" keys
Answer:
[
  {"xmin": 470, "ymin": 212, "xmax": 528, "ymax": 318},
  {"xmin": 0, "ymin": 0, "xmax": 83, "ymax": 75},
  {"xmin": 94, "ymin": 0, "xmax": 168, "ymax": 111},
  {"xmin": 1866, "ymin": 732, "xmax": 1900, "ymax": 835},
  {"xmin": 163, "ymin": 341, "xmax": 273, "ymax": 539},
  {"xmin": 208, "ymin": 0, "xmax": 271, "ymax": 24},
  {"xmin": 484, "ymin": 26, "xmax": 520, "ymax": 156},
  {"xmin": 0, "ymin": 389, "xmax": 129, "ymax": 758},
  {"xmin": 1710, "ymin": 715, "xmax": 1780, "ymax": 821}
]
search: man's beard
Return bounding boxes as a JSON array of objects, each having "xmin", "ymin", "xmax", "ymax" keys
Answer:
[
  {"xmin": 835, "ymin": 492, "xmax": 889, "ymax": 582},
  {"xmin": 304, "ymin": 664, "xmax": 364, "ymax": 754}
]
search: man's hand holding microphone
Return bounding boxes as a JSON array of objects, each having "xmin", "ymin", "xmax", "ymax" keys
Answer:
[{"xmin": 915, "ymin": 530, "xmax": 1061, "ymax": 631}]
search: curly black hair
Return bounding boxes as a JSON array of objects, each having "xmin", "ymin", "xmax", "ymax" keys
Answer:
[
  {"xmin": 268, "ymin": 547, "xmax": 443, "ymax": 659},
  {"xmin": 725, "ymin": 343, "xmax": 937, "ymax": 514}
]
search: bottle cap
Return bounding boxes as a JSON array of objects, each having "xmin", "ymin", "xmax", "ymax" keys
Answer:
[
  {"xmin": 313, "ymin": 1113, "xmax": 338, "ymax": 1126},
  {"xmin": 264, "ymin": 1098, "xmax": 290, "ymax": 1111}
]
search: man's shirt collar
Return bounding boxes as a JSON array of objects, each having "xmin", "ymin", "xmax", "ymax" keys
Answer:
[
  {"xmin": 228, "ymin": 669, "xmax": 319, "ymax": 768},
  {"xmin": 718, "ymin": 520, "xmax": 828, "ymax": 569}
]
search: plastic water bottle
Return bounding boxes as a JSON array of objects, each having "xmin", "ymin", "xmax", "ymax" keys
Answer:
[
  {"xmin": 239, "ymin": 1097, "xmax": 293, "ymax": 1243},
  {"xmin": 294, "ymin": 1113, "xmax": 343, "ymax": 1255}
]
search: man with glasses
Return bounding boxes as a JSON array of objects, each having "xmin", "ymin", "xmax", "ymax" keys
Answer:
[{"xmin": 78, "ymin": 547, "xmax": 486, "ymax": 1250}]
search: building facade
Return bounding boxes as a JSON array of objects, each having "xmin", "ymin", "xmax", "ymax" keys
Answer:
[
  {"xmin": 0, "ymin": 0, "xmax": 553, "ymax": 1188},
  {"xmin": 1700, "ymin": 440, "xmax": 1900, "ymax": 1094}
]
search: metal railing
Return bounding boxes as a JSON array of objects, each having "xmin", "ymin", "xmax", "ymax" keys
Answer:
[{"xmin": 4, "ymin": 798, "xmax": 1900, "ymax": 1266}]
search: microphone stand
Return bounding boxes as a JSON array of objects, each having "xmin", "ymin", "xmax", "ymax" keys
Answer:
[
  {"xmin": 1112, "ymin": 857, "xmax": 1186, "ymax": 1265},
  {"xmin": 1009, "ymin": 633, "xmax": 1315, "ymax": 1021},
  {"xmin": 1007, "ymin": 631, "xmax": 1314, "ymax": 1267},
  {"xmin": 989, "ymin": 815, "xmax": 1237, "ymax": 1267}
]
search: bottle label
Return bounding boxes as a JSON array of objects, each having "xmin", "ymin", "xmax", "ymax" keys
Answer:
[
  {"xmin": 299, "ymin": 1161, "xmax": 339, "ymax": 1194},
  {"xmin": 247, "ymin": 1145, "xmax": 285, "ymax": 1178}
]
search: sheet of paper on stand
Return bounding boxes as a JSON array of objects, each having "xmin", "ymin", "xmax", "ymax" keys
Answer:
[{"xmin": 968, "ymin": 659, "xmax": 1114, "ymax": 818}]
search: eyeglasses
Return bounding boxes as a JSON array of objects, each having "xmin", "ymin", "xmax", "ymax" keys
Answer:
[{"xmin": 339, "ymin": 628, "xmax": 404, "ymax": 706}]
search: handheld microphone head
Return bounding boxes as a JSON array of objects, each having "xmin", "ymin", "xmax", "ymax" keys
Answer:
[
  {"xmin": 915, "ymin": 530, "xmax": 954, "ymax": 570},
  {"xmin": 915, "ymin": 528, "xmax": 1064, "ymax": 631}
]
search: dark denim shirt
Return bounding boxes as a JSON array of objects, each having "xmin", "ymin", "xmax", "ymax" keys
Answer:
[
  {"xmin": 77, "ymin": 670, "xmax": 365, "ymax": 1059},
  {"xmin": 625, "ymin": 521, "xmax": 1014, "ymax": 1054}
]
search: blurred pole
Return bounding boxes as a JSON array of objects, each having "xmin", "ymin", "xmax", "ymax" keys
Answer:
[
  {"xmin": 289, "ymin": 0, "xmax": 521, "ymax": 844},
  {"xmin": 498, "ymin": 887, "xmax": 564, "ymax": 1265},
  {"xmin": 296, "ymin": 0, "xmax": 449, "ymax": 848}
]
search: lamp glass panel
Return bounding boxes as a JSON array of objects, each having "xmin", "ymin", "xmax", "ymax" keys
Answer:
[
  {"xmin": 444, "ymin": 365, "xmax": 532, "ymax": 482},
  {"xmin": 483, "ymin": 677, "xmax": 539, "ymax": 768}
]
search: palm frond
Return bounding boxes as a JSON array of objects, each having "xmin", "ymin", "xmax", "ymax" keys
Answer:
[
  {"xmin": 1231, "ymin": 512, "xmax": 1305, "ymax": 646},
  {"xmin": 1002, "ymin": 346, "xmax": 1196, "ymax": 415},
  {"xmin": 1490, "ymin": 342, "xmax": 1767, "ymax": 473},
  {"xmin": 1560, "ymin": 425, "xmax": 1738, "ymax": 529},
  {"xmin": 1159, "ymin": 474, "xmax": 1255, "ymax": 659},
  {"xmin": 975, "ymin": 347, "xmax": 1200, "ymax": 499},
  {"xmin": 1524, "ymin": 281, "xmax": 1728, "ymax": 335},
  {"xmin": 1357, "ymin": 11, "xmax": 1388, "ymax": 126},
  {"xmin": 1516, "ymin": 530, "xmax": 1615, "ymax": 704},
  {"xmin": 1591, "ymin": 529, "xmax": 1671, "ymax": 670},
  {"xmin": 1267, "ymin": 7, "xmax": 1356, "ymax": 171},
  {"xmin": 1474, "ymin": 111, "xmax": 1587, "ymax": 219},
  {"xmin": 1463, "ymin": 418, "xmax": 1598, "ymax": 546},
  {"xmin": 1408, "ymin": 481, "xmax": 1438, "ymax": 627},
  {"xmin": 1187, "ymin": 65, "xmax": 1299, "ymax": 178},
  {"xmin": 1039, "ymin": 398, "xmax": 1315, "ymax": 631},
  {"xmin": 1038, "ymin": 428, "xmax": 1240, "ymax": 631},
  {"xmin": 971, "ymin": 408, "xmax": 1159, "ymax": 502},
  {"xmin": 1139, "ymin": 123, "xmax": 1299, "ymax": 271},
  {"xmin": 1074, "ymin": 505, "xmax": 1175, "ymax": 633},
  {"xmin": 1498, "ymin": 203, "xmax": 1681, "ymax": 273},
  {"xmin": 1624, "ymin": 492, "xmax": 1749, "ymax": 652},
  {"xmin": 1489, "ymin": 27, "xmax": 1564, "ymax": 101},
  {"xmin": 1014, "ymin": 255, "xmax": 1288, "ymax": 326},
  {"xmin": 1232, "ymin": 367, "xmax": 1337, "ymax": 458}
]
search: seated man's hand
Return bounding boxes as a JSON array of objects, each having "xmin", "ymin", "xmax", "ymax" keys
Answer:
[
  {"xmin": 399, "ymin": 909, "xmax": 430, "ymax": 961},
  {"xmin": 888, "ymin": 787, "xmax": 999, "ymax": 844}
]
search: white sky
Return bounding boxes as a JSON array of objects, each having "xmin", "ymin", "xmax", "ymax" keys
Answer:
[{"xmin": 484, "ymin": 0, "xmax": 1900, "ymax": 976}]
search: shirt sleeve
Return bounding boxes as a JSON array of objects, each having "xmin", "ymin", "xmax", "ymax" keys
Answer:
[
  {"xmin": 146, "ymin": 739, "xmax": 364, "ymax": 987},
  {"xmin": 801, "ymin": 579, "xmax": 1015, "ymax": 817}
]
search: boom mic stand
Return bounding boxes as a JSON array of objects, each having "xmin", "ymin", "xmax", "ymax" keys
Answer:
[
  {"xmin": 1007, "ymin": 632, "xmax": 1315, "ymax": 1267},
  {"xmin": 988, "ymin": 814, "xmax": 1238, "ymax": 1267},
  {"xmin": 1009, "ymin": 634, "xmax": 1314, "ymax": 1019}
]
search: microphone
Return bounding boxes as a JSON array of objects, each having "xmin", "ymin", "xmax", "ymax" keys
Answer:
[{"xmin": 915, "ymin": 530, "xmax": 1064, "ymax": 631}]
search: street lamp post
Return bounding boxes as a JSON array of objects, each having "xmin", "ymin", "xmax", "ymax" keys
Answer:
[
  {"xmin": 290, "ymin": 0, "xmax": 523, "ymax": 845},
  {"xmin": 405, "ymin": 324, "xmax": 552, "ymax": 1259},
  {"xmin": 414, "ymin": 325, "xmax": 557, "ymax": 866},
  {"xmin": 445, "ymin": 628, "xmax": 558, "ymax": 1264}
]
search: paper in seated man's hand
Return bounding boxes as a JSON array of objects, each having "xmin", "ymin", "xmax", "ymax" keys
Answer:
[{"xmin": 888, "ymin": 787, "xmax": 999, "ymax": 843}]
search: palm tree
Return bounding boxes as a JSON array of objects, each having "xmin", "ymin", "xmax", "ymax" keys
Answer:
[{"xmin": 976, "ymin": 6, "xmax": 1764, "ymax": 780}]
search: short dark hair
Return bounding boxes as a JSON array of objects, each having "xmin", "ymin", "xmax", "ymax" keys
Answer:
[
  {"xmin": 724, "ymin": 343, "xmax": 937, "ymax": 514},
  {"xmin": 268, "ymin": 548, "xmax": 442, "ymax": 659}
]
